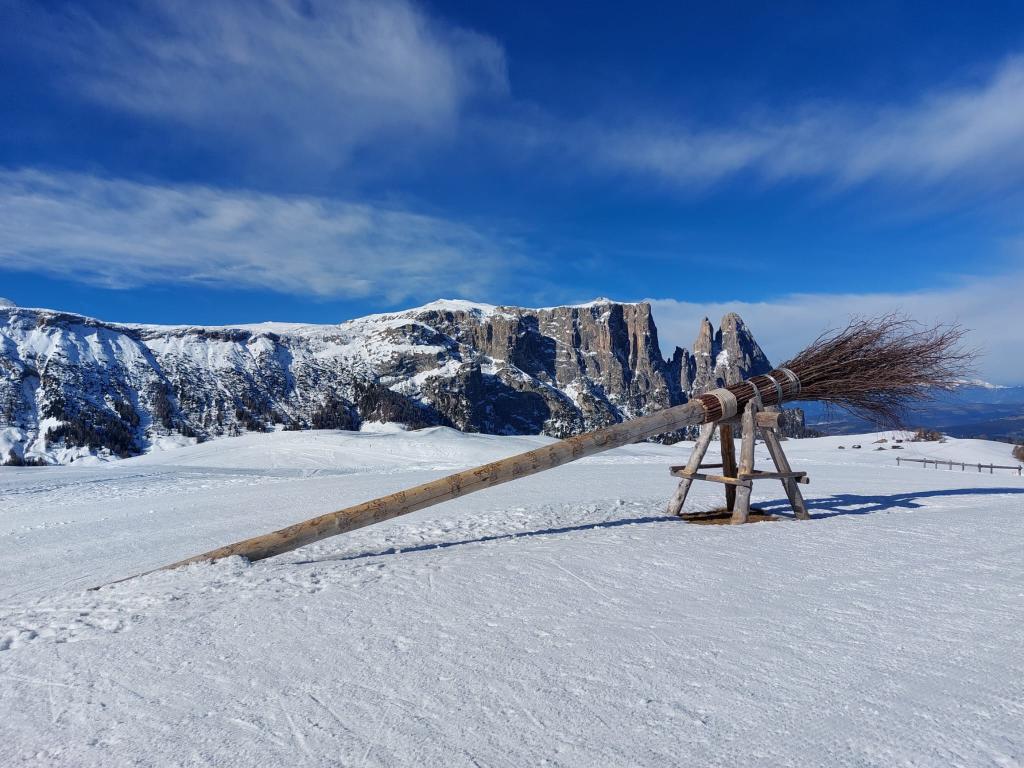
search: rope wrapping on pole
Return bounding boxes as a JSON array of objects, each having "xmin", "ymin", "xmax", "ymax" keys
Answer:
[{"xmin": 701, "ymin": 388, "xmax": 738, "ymax": 420}]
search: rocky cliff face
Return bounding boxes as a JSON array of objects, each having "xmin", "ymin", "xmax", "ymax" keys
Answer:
[{"xmin": 0, "ymin": 300, "xmax": 801, "ymax": 464}]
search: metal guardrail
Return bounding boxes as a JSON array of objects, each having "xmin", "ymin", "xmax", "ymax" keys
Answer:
[{"xmin": 896, "ymin": 456, "xmax": 1022, "ymax": 475}]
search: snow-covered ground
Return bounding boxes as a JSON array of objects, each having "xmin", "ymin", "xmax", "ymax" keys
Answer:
[{"xmin": 1, "ymin": 429, "xmax": 1022, "ymax": 766}]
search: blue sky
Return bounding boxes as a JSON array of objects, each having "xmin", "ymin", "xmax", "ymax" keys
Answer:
[{"xmin": 1, "ymin": 0, "xmax": 1022, "ymax": 381}]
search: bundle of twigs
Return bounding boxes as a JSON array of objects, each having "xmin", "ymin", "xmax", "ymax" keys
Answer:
[{"xmin": 780, "ymin": 315, "xmax": 974, "ymax": 427}]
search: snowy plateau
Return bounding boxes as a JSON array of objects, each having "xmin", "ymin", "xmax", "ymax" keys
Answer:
[{"xmin": 1, "ymin": 426, "xmax": 1022, "ymax": 766}]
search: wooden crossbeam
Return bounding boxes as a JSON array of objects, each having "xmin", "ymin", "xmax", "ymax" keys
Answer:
[
  {"xmin": 669, "ymin": 470, "xmax": 751, "ymax": 487},
  {"xmin": 672, "ymin": 468, "xmax": 808, "ymax": 485},
  {"xmin": 738, "ymin": 470, "xmax": 809, "ymax": 483}
]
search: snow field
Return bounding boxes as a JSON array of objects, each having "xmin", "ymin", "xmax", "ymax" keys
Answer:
[{"xmin": 1, "ymin": 429, "xmax": 1022, "ymax": 766}]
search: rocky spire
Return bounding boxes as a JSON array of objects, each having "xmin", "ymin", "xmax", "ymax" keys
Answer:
[
  {"xmin": 689, "ymin": 317, "xmax": 719, "ymax": 393},
  {"xmin": 715, "ymin": 312, "xmax": 772, "ymax": 386}
]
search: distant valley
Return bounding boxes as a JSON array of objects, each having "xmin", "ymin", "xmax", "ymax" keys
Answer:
[{"xmin": 802, "ymin": 384, "xmax": 1024, "ymax": 442}]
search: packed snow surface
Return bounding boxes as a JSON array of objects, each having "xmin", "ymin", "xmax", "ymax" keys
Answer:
[{"xmin": 1, "ymin": 429, "xmax": 1022, "ymax": 766}]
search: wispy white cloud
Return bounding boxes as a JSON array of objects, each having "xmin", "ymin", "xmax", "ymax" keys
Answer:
[
  {"xmin": 20, "ymin": 0, "xmax": 1024, "ymax": 194},
  {"xmin": 37, "ymin": 0, "xmax": 506, "ymax": 164},
  {"xmin": 648, "ymin": 272, "xmax": 1024, "ymax": 385},
  {"xmin": 584, "ymin": 56, "xmax": 1024, "ymax": 190},
  {"xmin": 0, "ymin": 170, "xmax": 515, "ymax": 302}
]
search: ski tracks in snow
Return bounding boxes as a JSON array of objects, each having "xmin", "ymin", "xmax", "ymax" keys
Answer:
[{"xmin": 2, "ymin": 431, "xmax": 1023, "ymax": 766}]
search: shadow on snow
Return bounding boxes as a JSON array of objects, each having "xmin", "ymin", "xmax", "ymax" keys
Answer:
[
  {"xmin": 292, "ymin": 515, "xmax": 677, "ymax": 565},
  {"xmin": 291, "ymin": 486, "xmax": 1024, "ymax": 565},
  {"xmin": 758, "ymin": 486, "xmax": 1024, "ymax": 519}
]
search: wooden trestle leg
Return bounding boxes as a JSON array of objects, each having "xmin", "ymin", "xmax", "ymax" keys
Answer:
[
  {"xmin": 719, "ymin": 422, "xmax": 738, "ymax": 511},
  {"xmin": 761, "ymin": 416, "xmax": 810, "ymax": 520},
  {"xmin": 666, "ymin": 422, "xmax": 715, "ymax": 516},
  {"xmin": 730, "ymin": 401, "xmax": 757, "ymax": 524}
]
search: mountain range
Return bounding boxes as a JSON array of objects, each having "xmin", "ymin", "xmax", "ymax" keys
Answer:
[{"xmin": 1, "ymin": 299, "xmax": 795, "ymax": 465}]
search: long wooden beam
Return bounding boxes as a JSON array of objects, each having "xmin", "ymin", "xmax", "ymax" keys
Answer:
[
  {"xmin": 115, "ymin": 367, "xmax": 803, "ymax": 580},
  {"xmin": 149, "ymin": 399, "xmax": 706, "ymax": 572}
]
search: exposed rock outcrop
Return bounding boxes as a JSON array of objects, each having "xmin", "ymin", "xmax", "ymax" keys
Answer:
[{"xmin": 0, "ymin": 300, "xmax": 801, "ymax": 464}]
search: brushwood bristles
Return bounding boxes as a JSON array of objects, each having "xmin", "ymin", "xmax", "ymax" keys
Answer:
[{"xmin": 780, "ymin": 315, "xmax": 975, "ymax": 427}]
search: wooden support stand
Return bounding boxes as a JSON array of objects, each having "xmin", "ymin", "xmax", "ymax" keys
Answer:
[{"xmin": 665, "ymin": 400, "xmax": 810, "ymax": 524}]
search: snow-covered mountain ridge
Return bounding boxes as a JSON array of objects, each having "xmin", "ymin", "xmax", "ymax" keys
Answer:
[{"xmin": 0, "ymin": 299, "xmax": 788, "ymax": 464}]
